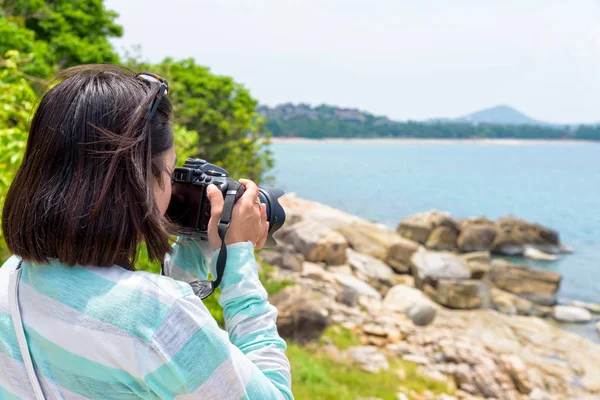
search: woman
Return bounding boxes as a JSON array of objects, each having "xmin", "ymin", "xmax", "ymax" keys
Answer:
[{"xmin": 0, "ymin": 65, "xmax": 293, "ymax": 399}]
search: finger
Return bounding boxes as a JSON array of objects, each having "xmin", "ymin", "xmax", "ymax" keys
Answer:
[
  {"xmin": 256, "ymin": 222, "xmax": 269, "ymax": 249},
  {"xmin": 239, "ymin": 179, "xmax": 259, "ymax": 203},
  {"xmin": 260, "ymin": 202, "xmax": 267, "ymax": 225},
  {"xmin": 206, "ymin": 184, "xmax": 224, "ymax": 219}
]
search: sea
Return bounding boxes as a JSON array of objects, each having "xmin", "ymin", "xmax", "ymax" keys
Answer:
[{"xmin": 270, "ymin": 140, "xmax": 600, "ymax": 343}]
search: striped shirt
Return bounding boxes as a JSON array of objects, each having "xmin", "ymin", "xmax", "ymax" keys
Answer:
[{"xmin": 0, "ymin": 239, "xmax": 293, "ymax": 399}]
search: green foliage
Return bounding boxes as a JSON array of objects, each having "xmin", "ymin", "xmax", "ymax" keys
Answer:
[
  {"xmin": 288, "ymin": 343, "xmax": 454, "ymax": 400},
  {"xmin": 262, "ymin": 104, "xmax": 599, "ymax": 140},
  {"xmin": 148, "ymin": 58, "xmax": 274, "ymax": 182},
  {"xmin": 2, "ymin": 0, "xmax": 122, "ymax": 76}
]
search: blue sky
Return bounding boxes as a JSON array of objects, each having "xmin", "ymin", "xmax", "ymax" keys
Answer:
[{"xmin": 105, "ymin": 0, "xmax": 600, "ymax": 124}]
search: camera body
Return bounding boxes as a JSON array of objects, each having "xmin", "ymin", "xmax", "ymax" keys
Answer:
[{"xmin": 166, "ymin": 158, "xmax": 285, "ymax": 246}]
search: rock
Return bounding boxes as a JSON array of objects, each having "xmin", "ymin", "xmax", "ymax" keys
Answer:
[
  {"xmin": 460, "ymin": 251, "xmax": 491, "ymax": 264},
  {"xmin": 457, "ymin": 224, "xmax": 496, "ymax": 252},
  {"xmin": 596, "ymin": 322, "xmax": 600, "ymax": 336},
  {"xmin": 259, "ymin": 245, "xmax": 304, "ymax": 272},
  {"xmin": 425, "ymin": 226, "xmax": 458, "ymax": 251},
  {"xmin": 395, "ymin": 274, "xmax": 416, "ymax": 288},
  {"xmin": 270, "ymin": 286, "xmax": 329, "ymax": 343},
  {"xmin": 383, "ymin": 285, "xmax": 438, "ymax": 326},
  {"xmin": 384, "ymin": 237, "xmax": 420, "ymax": 274},
  {"xmin": 279, "ymin": 220, "xmax": 348, "ymax": 265},
  {"xmin": 499, "ymin": 354, "xmax": 533, "ymax": 394},
  {"xmin": 336, "ymin": 286, "xmax": 360, "ymax": 307},
  {"xmin": 346, "ymin": 248, "xmax": 396, "ymax": 288},
  {"xmin": 347, "ymin": 346, "xmax": 389, "ymax": 373},
  {"xmin": 434, "ymin": 279, "xmax": 491, "ymax": 309},
  {"xmin": 553, "ymin": 306, "xmax": 593, "ymax": 323},
  {"xmin": 492, "ymin": 216, "xmax": 560, "ymax": 255},
  {"xmin": 464, "ymin": 261, "xmax": 489, "ymax": 280},
  {"xmin": 560, "ymin": 244, "xmax": 574, "ymax": 254},
  {"xmin": 332, "ymin": 273, "xmax": 381, "ymax": 299},
  {"xmin": 397, "ymin": 210, "xmax": 458, "ymax": 244},
  {"xmin": 491, "ymin": 288, "xmax": 535, "ymax": 315},
  {"xmin": 402, "ymin": 354, "xmax": 430, "ymax": 365},
  {"xmin": 529, "ymin": 388, "xmax": 552, "ymax": 400},
  {"xmin": 410, "ymin": 250, "xmax": 471, "ymax": 290},
  {"xmin": 334, "ymin": 222, "xmax": 420, "ymax": 274},
  {"xmin": 328, "ymin": 264, "xmax": 354, "ymax": 276},
  {"xmin": 301, "ymin": 262, "xmax": 335, "ymax": 283},
  {"xmin": 572, "ymin": 300, "xmax": 600, "ymax": 314},
  {"xmin": 524, "ymin": 247, "xmax": 558, "ymax": 261},
  {"xmin": 489, "ymin": 259, "xmax": 561, "ymax": 306}
]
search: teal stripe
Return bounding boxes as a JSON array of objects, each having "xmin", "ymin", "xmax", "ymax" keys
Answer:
[
  {"xmin": 242, "ymin": 368, "xmax": 282, "ymax": 400},
  {"xmin": 21, "ymin": 262, "xmax": 171, "ymax": 342},
  {"xmin": 25, "ymin": 324, "xmax": 157, "ymax": 399},
  {"xmin": 146, "ymin": 327, "xmax": 230, "ymax": 396},
  {"xmin": 262, "ymin": 369, "xmax": 293, "ymax": 400},
  {"xmin": 0, "ymin": 313, "xmax": 22, "ymax": 362},
  {"xmin": 171, "ymin": 239, "xmax": 208, "ymax": 280},
  {"xmin": 223, "ymin": 298, "xmax": 271, "ymax": 323},
  {"xmin": 0, "ymin": 386, "xmax": 21, "ymax": 400},
  {"xmin": 230, "ymin": 328, "xmax": 286, "ymax": 354}
]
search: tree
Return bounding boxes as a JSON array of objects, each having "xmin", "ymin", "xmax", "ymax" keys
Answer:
[
  {"xmin": 149, "ymin": 58, "xmax": 273, "ymax": 182},
  {"xmin": 2, "ymin": 0, "xmax": 122, "ymax": 75}
]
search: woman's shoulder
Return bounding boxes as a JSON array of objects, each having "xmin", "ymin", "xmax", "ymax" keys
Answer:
[{"xmin": 85, "ymin": 264, "xmax": 195, "ymax": 307}]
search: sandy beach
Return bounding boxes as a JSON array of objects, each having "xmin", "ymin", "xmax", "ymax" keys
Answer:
[{"xmin": 269, "ymin": 137, "xmax": 596, "ymax": 145}]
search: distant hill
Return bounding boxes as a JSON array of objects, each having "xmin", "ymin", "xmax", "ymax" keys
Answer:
[
  {"xmin": 258, "ymin": 103, "xmax": 599, "ymax": 140},
  {"xmin": 457, "ymin": 105, "xmax": 545, "ymax": 126}
]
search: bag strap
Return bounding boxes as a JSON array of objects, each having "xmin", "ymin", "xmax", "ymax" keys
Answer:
[{"xmin": 8, "ymin": 261, "xmax": 46, "ymax": 400}]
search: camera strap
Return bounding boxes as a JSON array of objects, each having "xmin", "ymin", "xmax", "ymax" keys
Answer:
[
  {"xmin": 9, "ymin": 261, "xmax": 47, "ymax": 400},
  {"xmin": 212, "ymin": 189, "xmax": 238, "ymax": 290}
]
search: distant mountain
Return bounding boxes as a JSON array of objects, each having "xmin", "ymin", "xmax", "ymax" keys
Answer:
[
  {"xmin": 258, "ymin": 103, "xmax": 599, "ymax": 140},
  {"xmin": 456, "ymin": 105, "xmax": 546, "ymax": 126}
]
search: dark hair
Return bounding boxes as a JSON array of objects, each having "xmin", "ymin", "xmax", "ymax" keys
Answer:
[{"xmin": 2, "ymin": 64, "xmax": 175, "ymax": 268}]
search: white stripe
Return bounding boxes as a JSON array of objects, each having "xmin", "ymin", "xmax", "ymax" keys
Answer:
[
  {"xmin": 152, "ymin": 295, "xmax": 215, "ymax": 361},
  {"xmin": 226, "ymin": 305, "xmax": 278, "ymax": 338},
  {"xmin": 0, "ymin": 351, "xmax": 89, "ymax": 400},
  {"xmin": 19, "ymin": 281, "xmax": 165, "ymax": 379},
  {"xmin": 0, "ymin": 256, "xmax": 21, "ymax": 314},
  {"xmin": 219, "ymin": 277, "xmax": 266, "ymax": 304},
  {"xmin": 163, "ymin": 255, "xmax": 199, "ymax": 283},
  {"xmin": 175, "ymin": 346, "xmax": 253, "ymax": 400},
  {"xmin": 84, "ymin": 266, "xmax": 188, "ymax": 306}
]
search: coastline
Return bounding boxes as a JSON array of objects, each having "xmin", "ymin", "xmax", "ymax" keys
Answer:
[{"xmin": 269, "ymin": 137, "xmax": 597, "ymax": 145}]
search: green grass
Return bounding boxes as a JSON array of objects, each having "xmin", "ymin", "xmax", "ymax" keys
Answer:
[
  {"xmin": 319, "ymin": 325, "xmax": 361, "ymax": 350},
  {"xmin": 288, "ymin": 343, "xmax": 454, "ymax": 400}
]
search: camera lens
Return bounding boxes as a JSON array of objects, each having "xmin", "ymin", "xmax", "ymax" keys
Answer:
[{"xmin": 258, "ymin": 187, "xmax": 286, "ymax": 247}]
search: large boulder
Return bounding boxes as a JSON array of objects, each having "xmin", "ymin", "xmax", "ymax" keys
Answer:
[
  {"xmin": 489, "ymin": 259, "xmax": 561, "ymax": 306},
  {"xmin": 493, "ymin": 216, "xmax": 561, "ymax": 255},
  {"xmin": 434, "ymin": 279, "xmax": 491, "ymax": 309},
  {"xmin": 491, "ymin": 288, "xmax": 536, "ymax": 316},
  {"xmin": 383, "ymin": 284, "xmax": 438, "ymax": 326},
  {"xmin": 425, "ymin": 226, "xmax": 458, "ymax": 251},
  {"xmin": 259, "ymin": 244, "xmax": 304, "ymax": 272},
  {"xmin": 397, "ymin": 210, "xmax": 457, "ymax": 244},
  {"xmin": 279, "ymin": 220, "xmax": 348, "ymax": 265},
  {"xmin": 410, "ymin": 250, "xmax": 471, "ymax": 290},
  {"xmin": 336, "ymin": 222, "xmax": 419, "ymax": 273},
  {"xmin": 332, "ymin": 272, "xmax": 381, "ymax": 299},
  {"xmin": 553, "ymin": 306, "xmax": 593, "ymax": 323},
  {"xmin": 347, "ymin": 346, "xmax": 389, "ymax": 373},
  {"xmin": 457, "ymin": 223, "xmax": 496, "ymax": 252},
  {"xmin": 346, "ymin": 248, "xmax": 396, "ymax": 289},
  {"xmin": 270, "ymin": 285, "xmax": 330, "ymax": 343}
]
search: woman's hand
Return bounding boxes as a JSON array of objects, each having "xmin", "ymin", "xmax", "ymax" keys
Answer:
[{"xmin": 206, "ymin": 179, "xmax": 269, "ymax": 251}]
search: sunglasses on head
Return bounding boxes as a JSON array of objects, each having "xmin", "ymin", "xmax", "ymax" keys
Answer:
[{"xmin": 136, "ymin": 72, "xmax": 169, "ymax": 120}]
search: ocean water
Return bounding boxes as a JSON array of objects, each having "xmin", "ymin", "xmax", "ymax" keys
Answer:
[{"xmin": 270, "ymin": 140, "xmax": 600, "ymax": 343}]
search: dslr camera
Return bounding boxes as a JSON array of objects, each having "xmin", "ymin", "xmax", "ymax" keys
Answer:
[{"xmin": 166, "ymin": 158, "xmax": 285, "ymax": 247}]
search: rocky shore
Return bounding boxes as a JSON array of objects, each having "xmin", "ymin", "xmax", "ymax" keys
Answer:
[{"xmin": 264, "ymin": 195, "xmax": 600, "ymax": 400}]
